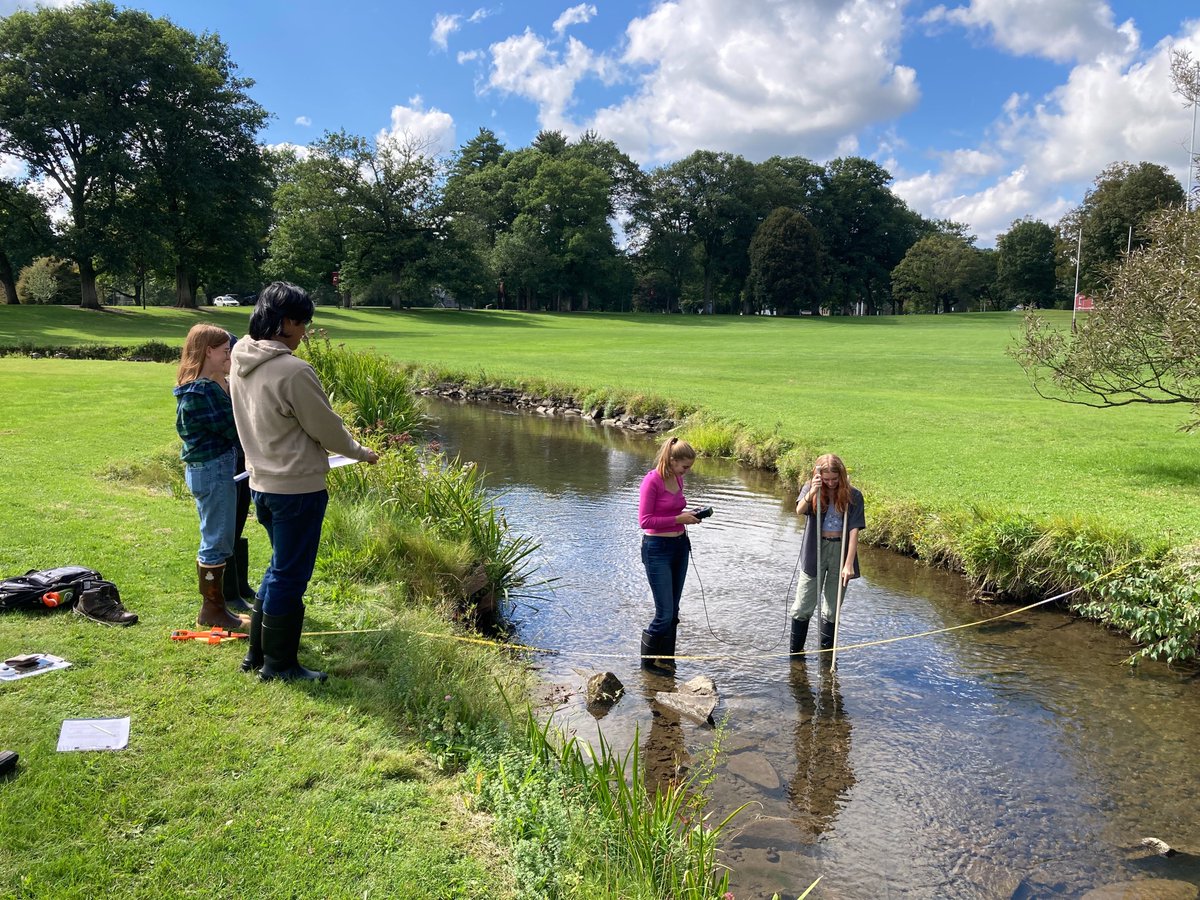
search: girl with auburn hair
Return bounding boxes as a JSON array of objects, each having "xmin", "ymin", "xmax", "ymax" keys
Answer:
[
  {"xmin": 637, "ymin": 436, "xmax": 702, "ymax": 675},
  {"xmin": 174, "ymin": 323, "xmax": 245, "ymax": 630},
  {"xmin": 790, "ymin": 453, "xmax": 866, "ymax": 659}
]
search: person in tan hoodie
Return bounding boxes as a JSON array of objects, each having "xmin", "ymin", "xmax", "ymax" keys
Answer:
[{"xmin": 229, "ymin": 282, "xmax": 378, "ymax": 682}]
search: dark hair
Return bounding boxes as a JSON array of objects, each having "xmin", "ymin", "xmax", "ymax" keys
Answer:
[{"xmin": 248, "ymin": 281, "xmax": 315, "ymax": 341}]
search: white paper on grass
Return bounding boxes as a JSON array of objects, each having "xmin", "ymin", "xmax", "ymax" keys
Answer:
[
  {"xmin": 234, "ymin": 454, "xmax": 360, "ymax": 482},
  {"xmin": 57, "ymin": 717, "xmax": 131, "ymax": 751},
  {"xmin": 0, "ymin": 654, "xmax": 71, "ymax": 682}
]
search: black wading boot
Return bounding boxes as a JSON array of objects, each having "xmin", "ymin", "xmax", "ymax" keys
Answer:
[
  {"xmin": 819, "ymin": 619, "xmax": 836, "ymax": 663},
  {"xmin": 233, "ymin": 537, "xmax": 257, "ymax": 603},
  {"xmin": 640, "ymin": 630, "xmax": 673, "ymax": 675},
  {"xmin": 789, "ymin": 617, "xmax": 810, "ymax": 658},
  {"xmin": 239, "ymin": 597, "xmax": 263, "ymax": 673},
  {"xmin": 260, "ymin": 605, "xmax": 327, "ymax": 683},
  {"xmin": 222, "ymin": 556, "xmax": 253, "ymax": 613},
  {"xmin": 661, "ymin": 627, "xmax": 677, "ymax": 676}
]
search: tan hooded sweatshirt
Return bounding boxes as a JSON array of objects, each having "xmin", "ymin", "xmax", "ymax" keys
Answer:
[{"xmin": 229, "ymin": 337, "xmax": 371, "ymax": 494}]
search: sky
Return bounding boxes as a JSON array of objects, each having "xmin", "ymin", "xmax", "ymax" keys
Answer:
[{"xmin": 3, "ymin": 0, "xmax": 1199, "ymax": 245}]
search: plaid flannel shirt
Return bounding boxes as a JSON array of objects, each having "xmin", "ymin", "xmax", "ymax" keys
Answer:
[{"xmin": 174, "ymin": 378, "xmax": 240, "ymax": 463}]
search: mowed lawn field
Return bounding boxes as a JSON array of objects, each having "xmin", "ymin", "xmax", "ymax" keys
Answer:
[{"xmin": 2, "ymin": 304, "xmax": 1197, "ymax": 542}]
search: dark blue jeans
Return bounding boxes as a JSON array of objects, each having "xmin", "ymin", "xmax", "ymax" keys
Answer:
[
  {"xmin": 641, "ymin": 534, "xmax": 690, "ymax": 635},
  {"xmin": 252, "ymin": 489, "xmax": 328, "ymax": 616}
]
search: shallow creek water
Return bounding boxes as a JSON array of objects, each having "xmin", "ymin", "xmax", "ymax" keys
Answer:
[{"xmin": 428, "ymin": 398, "xmax": 1200, "ymax": 900}]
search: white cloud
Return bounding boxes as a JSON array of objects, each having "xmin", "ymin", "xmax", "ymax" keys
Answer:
[
  {"xmin": 457, "ymin": 49, "xmax": 483, "ymax": 64},
  {"xmin": 938, "ymin": 148, "xmax": 1005, "ymax": 177},
  {"xmin": 468, "ymin": 8, "xmax": 492, "ymax": 23},
  {"xmin": 0, "ymin": 0, "xmax": 78, "ymax": 15},
  {"xmin": 585, "ymin": 0, "xmax": 918, "ymax": 164},
  {"xmin": 553, "ymin": 3, "xmax": 597, "ymax": 36},
  {"xmin": 294, "ymin": 115, "xmax": 312, "ymax": 127},
  {"xmin": 265, "ymin": 141, "xmax": 312, "ymax": 161},
  {"xmin": 893, "ymin": 20, "xmax": 1200, "ymax": 243},
  {"xmin": 378, "ymin": 96, "xmax": 456, "ymax": 155},
  {"xmin": 431, "ymin": 13, "xmax": 462, "ymax": 51},
  {"xmin": 922, "ymin": 0, "xmax": 1137, "ymax": 64},
  {"xmin": 487, "ymin": 30, "xmax": 611, "ymax": 132}
]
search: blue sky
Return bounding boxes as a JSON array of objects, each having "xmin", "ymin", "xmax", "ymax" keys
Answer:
[{"xmin": 5, "ymin": 0, "xmax": 1199, "ymax": 244}]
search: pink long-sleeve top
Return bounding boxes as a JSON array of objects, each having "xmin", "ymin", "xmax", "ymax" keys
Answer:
[{"xmin": 639, "ymin": 470, "xmax": 687, "ymax": 534}]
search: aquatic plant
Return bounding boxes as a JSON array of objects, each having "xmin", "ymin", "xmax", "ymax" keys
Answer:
[{"xmin": 469, "ymin": 709, "xmax": 747, "ymax": 900}]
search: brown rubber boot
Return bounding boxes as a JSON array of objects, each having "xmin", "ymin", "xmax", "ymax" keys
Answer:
[{"xmin": 197, "ymin": 562, "xmax": 243, "ymax": 630}]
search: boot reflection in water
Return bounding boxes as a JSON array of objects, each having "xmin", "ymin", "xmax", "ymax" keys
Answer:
[
  {"xmin": 787, "ymin": 661, "xmax": 856, "ymax": 839},
  {"xmin": 640, "ymin": 670, "xmax": 689, "ymax": 800}
]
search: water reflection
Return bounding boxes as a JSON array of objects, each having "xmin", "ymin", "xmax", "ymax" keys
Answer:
[
  {"xmin": 638, "ymin": 669, "xmax": 690, "ymax": 799},
  {"xmin": 788, "ymin": 662, "xmax": 855, "ymax": 841},
  {"xmin": 427, "ymin": 398, "xmax": 1200, "ymax": 900}
]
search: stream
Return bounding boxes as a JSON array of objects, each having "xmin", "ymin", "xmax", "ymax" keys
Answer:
[{"xmin": 428, "ymin": 398, "xmax": 1200, "ymax": 900}]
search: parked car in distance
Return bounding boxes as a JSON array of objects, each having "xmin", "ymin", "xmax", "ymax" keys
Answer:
[{"xmin": 212, "ymin": 295, "xmax": 239, "ymax": 307}]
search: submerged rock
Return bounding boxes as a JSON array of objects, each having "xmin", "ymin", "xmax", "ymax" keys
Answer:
[
  {"xmin": 585, "ymin": 671, "xmax": 624, "ymax": 708},
  {"xmin": 1081, "ymin": 879, "xmax": 1198, "ymax": 900},
  {"xmin": 654, "ymin": 675, "xmax": 719, "ymax": 724},
  {"xmin": 725, "ymin": 751, "xmax": 780, "ymax": 790}
]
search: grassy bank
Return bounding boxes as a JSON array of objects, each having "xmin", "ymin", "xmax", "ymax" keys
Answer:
[
  {"xmin": 2, "ymin": 305, "xmax": 1195, "ymax": 539},
  {"xmin": 0, "ymin": 353, "xmax": 746, "ymax": 898},
  {"xmin": 4, "ymin": 305, "xmax": 1199, "ymax": 665}
]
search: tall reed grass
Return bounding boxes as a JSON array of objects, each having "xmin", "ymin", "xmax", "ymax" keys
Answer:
[{"xmin": 469, "ymin": 710, "xmax": 747, "ymax": 900}]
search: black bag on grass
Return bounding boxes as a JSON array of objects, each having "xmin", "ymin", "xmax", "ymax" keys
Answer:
[{"xmin": 0, "ymin": 566, "xmax": 104, "ymax": 611}]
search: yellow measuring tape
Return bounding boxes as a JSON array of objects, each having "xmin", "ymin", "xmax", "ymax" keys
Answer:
[{"xmin": 295, "ymin": 558, "xmax": 1139, "ymax": 664}]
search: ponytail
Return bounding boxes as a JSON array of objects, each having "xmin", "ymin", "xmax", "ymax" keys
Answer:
[{"xmin": 654, "ymin": 435, "xmax": 695, "ymax": 478}]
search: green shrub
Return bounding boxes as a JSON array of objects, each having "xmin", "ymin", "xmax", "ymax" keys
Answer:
[{"xmin": 299, "ymin": 330, "xmax": 427, "ymax": 437}]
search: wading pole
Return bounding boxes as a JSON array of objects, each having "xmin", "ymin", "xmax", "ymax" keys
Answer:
[
  {"xmin": 814, "ymin": 468, "xmax": 823, "ymax": 656},
  {"xmin": 831, "ymin": 509, "xmax": 850, "ymax": 671}
]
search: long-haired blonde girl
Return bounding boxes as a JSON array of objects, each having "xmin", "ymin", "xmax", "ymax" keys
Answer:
[
  {"xmin": 789, "ymin": 453, "xmax": 866, "ymax": 658},
  {"xmin": 637, "ymin": 436, "xmax": 704, "ymax": 674}
]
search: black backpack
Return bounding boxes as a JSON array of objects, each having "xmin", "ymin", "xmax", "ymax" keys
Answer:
[{"xmin": 0, "ymin": 566, "xmax": 106, "ymax": 611}]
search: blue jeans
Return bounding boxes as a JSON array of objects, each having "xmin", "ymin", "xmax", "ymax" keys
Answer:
[
  {"xmin": 184, "ymin": 448, "xmax": 238, "ymax": 566},
  {"xmin": 641, "ymin": 534, "xmax": 690, "ymax": 635},
  {"xmin": 252, "ymin": 489, "xmax": 329, "ymax": 616}
]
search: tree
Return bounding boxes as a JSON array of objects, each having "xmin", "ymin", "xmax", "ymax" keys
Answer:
[
  {"xmin": 128, "ymin": 27, "xmax": 270, "ymax": 308},
  {"xmin": 1013, "ymin": 206, "xmax": 1200, "ymax": 430},
  {"xmin": 17, "ymin": 256, "xmax": 79, "ymax": 304},
  {"xmin": 1170, "ymin": 49, "xmax": 1200, "ymax": 210},
  {"xmin": 747, "ymin": 208, "xmax": 825, "ymax": 315},
  {"xmin": 0, "ymin": 3, "xmax": 155, "ymax": 307},
  {"xmin": 0, "ymin": 179, "xmax": 53, "ymax": 303},
  {"xmin": 814, "ymin": 157, "xmax": 925, "ymax": 314},
  {"xmin": 266, "ymin": 132, "xmax": 445, "ymax": 308},
  {"xmin": 0, "ymin": 2, "xmax": 269, "ymax": 309},
  {"xmin": 996, "ymin": 219, "xmax": 1057, "ymax": 308},
  {"xmin": 649, "ymin": 151, "xmax": 759, "ymax": 313},
  {"xmin": 1061, "ymin": 161, "xmax": 1185, "ymax": 294},
  {"xmin": 891, "ymin": 234, "xmax": 990, "ymax": 314}
]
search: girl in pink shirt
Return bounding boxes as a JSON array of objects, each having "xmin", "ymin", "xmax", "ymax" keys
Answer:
[{"xmin": 638, "ymin": 436, "xmax": 700, "ymax": 674}]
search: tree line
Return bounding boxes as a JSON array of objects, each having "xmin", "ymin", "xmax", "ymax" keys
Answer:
[{"xmin": 0, "ymin": 3, "xmax": 1187, "ymax": 314}]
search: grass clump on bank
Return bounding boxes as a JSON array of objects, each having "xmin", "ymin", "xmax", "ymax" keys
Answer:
[{"xmin": 468, "ymin": 716, "xmax": 743, "ymax": 900}]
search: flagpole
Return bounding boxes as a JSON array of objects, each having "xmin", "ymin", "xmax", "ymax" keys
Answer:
[{"xmin": 1071, "ymin": 222, "xmax": 1083, "ymax": 333}]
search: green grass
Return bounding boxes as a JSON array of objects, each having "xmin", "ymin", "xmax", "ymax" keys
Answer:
[
  {"xmin": 3, "ymin": 304, "xmax": 1196, "ymax": 541},
  {"xmin": 0, "ymin": 358, "xmax": 518, "ymax": 898}
]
